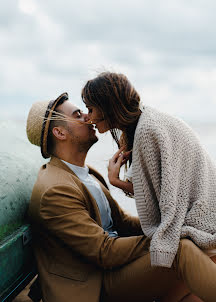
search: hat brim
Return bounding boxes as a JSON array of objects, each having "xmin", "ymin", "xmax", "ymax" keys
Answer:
[{"xmin": 40, "ymin": 92, "xmax": 68, "ymax": 158}]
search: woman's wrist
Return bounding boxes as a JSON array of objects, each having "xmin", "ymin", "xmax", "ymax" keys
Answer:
[
  {"xmin": 109, "ymin": 177, "xmax": 134, "ymax": 194},
  {"xmin": 109, "ymin": 176, "xmax": 121, "ymax": 187}
]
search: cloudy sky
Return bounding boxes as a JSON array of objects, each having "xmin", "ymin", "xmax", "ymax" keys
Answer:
[{"xmin": 1, "ymin": 0, "xmax": 216, "ymax": 122}]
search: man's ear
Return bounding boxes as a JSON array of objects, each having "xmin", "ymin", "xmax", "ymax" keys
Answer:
[{"xmin": 52, "ymin": 126, "xmax": 67, "ymax": 141}]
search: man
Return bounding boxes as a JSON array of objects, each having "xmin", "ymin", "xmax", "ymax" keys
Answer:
[{"xmin": 26, "ymin": 93, "xmax": 216, "ymax": 302}]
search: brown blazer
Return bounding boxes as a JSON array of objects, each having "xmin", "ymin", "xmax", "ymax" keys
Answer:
[{"xmin": 28, "ymin": 157, "xmax": 147, "ymax": 302}]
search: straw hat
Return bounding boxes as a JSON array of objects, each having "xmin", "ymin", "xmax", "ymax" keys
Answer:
[{"xmin": 26, "ymin": 92, "xmax": 68, "ymax": 158}]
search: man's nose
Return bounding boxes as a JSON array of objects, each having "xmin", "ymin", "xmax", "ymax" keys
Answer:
[{"xmin": 83, "ymin": 113, "xmax": 90, "ymax": 122}]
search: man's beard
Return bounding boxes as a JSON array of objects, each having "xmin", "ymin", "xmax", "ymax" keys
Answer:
[
  {"xmin": 67, "ymin": 126, "xmax": 99, "ymax": 153},
  {"xmin": 78, "ymin": 135, "xmax": 98, "ymax": 153}
]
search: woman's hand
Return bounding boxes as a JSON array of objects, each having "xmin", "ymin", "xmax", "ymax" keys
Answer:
[
  {"xmin": 108, "ymin": 146, "xmax": 128, "ymax": 184},
  {"xmin": 108, "ymin": 147, "xmax": 134, "ymax": 194}
]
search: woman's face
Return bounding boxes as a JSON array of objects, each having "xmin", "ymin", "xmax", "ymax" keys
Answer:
[{"xmin": 86, "ymin": 104, "xmax": 110, "ymax": 133}]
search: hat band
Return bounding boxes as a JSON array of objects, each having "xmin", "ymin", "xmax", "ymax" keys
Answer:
[
  {"xmin": 40, "ymin": 99, "xmax": 55, "ymax": 157},
  {"xmin": 40, "ymin": 93, "xmax": 69, "ymax": 158}
]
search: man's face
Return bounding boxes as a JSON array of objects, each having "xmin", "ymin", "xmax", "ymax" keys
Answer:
[{"xmin": 57, "ymin": 101, "xmax": 98, "ymax": 150}]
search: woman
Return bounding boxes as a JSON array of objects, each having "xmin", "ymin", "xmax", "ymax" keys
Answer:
[{"xmin": 81, "ymin": 72, "xmax": 216, "ymax": 302}]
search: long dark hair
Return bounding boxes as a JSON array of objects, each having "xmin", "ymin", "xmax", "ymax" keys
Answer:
[{"xmin": 81, "ymin": 72, "xmax": 142, "ymax": 152}]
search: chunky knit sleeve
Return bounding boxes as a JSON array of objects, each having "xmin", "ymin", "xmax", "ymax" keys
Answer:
[{"xmin": 132, "ymin": 109, "xmax": 195, "ymax": 267}]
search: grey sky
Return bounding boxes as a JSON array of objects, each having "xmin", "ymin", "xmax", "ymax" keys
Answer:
[{"xmin": 1, "ymin": 0, "xmax": 216, "ymax": 121}]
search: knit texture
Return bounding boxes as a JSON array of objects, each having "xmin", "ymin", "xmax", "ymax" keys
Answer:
[{"xmin": 132, "ymin": 106, "xmax": 216, "ymax": 268}]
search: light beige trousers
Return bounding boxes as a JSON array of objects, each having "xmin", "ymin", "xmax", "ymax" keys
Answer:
[{"xmin": 103, "ymin": 239, "xmax": 216, "ymax": 302}]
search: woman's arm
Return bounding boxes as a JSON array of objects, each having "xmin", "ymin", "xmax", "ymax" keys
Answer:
[
  {"xmin": 109, "ymin": 177, "xmax": 134, "ymax": 195},
  {"xmin": 108, "ymin": 147, "xmax": 134, "ymax": 195}
]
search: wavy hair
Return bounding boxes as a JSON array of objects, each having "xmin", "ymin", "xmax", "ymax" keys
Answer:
[{"xmin": 81, "ymin": 72, "xmax": 142, "ymax": 152}]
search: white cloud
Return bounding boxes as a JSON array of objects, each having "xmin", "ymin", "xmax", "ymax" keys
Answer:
[
  {"xmin": 1, "ymin": 0, "xmax": 216, "ymax": 121},
  {"xmin": 18, "ymin": 0, "xmax": 37, "ymax": 15}
]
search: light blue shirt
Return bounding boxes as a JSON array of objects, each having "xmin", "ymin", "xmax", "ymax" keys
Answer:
[{"xmin": 62, "ymin": 160, "xmax": 118, "ymax": 237}]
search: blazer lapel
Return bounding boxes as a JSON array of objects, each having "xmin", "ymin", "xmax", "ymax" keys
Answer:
[{"xmin": 49, "ymin": 157, "xmax": 102, "ymax": 226}]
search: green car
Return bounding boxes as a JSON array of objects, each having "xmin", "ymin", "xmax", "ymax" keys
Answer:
[
  {"xmin": 0, "ymin": 121, "xmax": 44, "ymax": 301},
  {"xmin": 0, "ymin": 224, "xmax": 36, "ymax": 301}
]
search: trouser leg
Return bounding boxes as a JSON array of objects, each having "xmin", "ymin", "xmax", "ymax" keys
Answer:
[
  {"xmin": 103, "ymin": 252, "xmax": 180, "ymax": 302},
  {"xmin": 174, "ymin": 239, "xmax": 216, "ymax": 302},
  {"xmin": 103, "ymin": 239, "xmax": 216, "ymax": 302}
]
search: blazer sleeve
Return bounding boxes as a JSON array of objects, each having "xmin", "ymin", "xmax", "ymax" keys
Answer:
[
  {"xmin": 40, "ymin": 184, "xmax": 148, "ymax": 270},
  {"xmin": 107, "ymin": 196, "xmax": 143, "ymax": 237}
]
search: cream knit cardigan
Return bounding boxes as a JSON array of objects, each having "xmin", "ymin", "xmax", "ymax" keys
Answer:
[{"xmin": 132, "ymin": 106, "xmax": 216, "ymax": 268}]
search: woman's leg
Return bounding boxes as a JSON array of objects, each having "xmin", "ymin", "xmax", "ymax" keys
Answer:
[
  {"xmin": 103, "ymin": 239, "xmax": 216, "ymax": 302},
  {"xmin": 161, "ymin": 283, "xmax": 204, "ymax": 302},
  {"xmin": 160, "ymin": 281, "xmax": 191, "ymax": 302},
  {"xmin": 181, "ymin": 256, "xmax": 216, "ymax": 302},
  {"xmin": 180, "ymin": 294, "xmax": 204, "ymax": 302},
  {"xmin": 173, "ymin": 241, "xmax": 216, "ymax": 302},
  {"xmin": 161, "ymin": 253, "xmax": 216, "ymax": 302}
]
